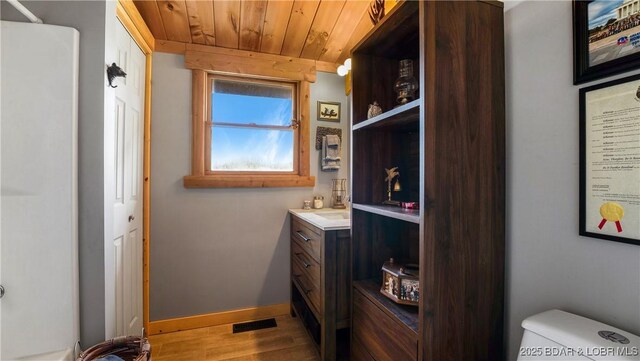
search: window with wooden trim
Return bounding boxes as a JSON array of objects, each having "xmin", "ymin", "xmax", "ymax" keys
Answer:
[
  {"xmin": 184, "ymin": 70, "xmax": 314, "ymax": 188},
  {"xmin": 207, "ymin": 75, "xmax": 297, "ymax": 173}
]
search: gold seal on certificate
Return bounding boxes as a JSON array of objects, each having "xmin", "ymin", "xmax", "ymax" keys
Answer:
[{"xmin": 580, "ymin": 74, "xmax": 640, "ymax": 246}]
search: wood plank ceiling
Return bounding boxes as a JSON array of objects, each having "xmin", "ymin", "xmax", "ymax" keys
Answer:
[{"xmin": 134, "ymin": 0, "xmax": 377, "ymax": 65}]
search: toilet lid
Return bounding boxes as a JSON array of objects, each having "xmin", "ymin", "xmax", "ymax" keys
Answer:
[{"xmin": 522, "ymin": 310, "xmax": 640, "ymax": 361}]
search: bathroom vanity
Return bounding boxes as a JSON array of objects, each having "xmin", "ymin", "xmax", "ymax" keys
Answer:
[{"xmin": 288, "ymin": 209, "xmax": 350, "ymax": 361}]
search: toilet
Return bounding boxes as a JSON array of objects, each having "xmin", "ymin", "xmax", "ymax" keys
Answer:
[{"xmin": 518, "ymin": 310, "xmax": 640, "ymax": 361}]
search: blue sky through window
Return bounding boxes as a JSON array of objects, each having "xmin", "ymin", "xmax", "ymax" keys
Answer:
[{"xmin": 211, "ymin": 87, "xmax": 294, "ymax": 171}]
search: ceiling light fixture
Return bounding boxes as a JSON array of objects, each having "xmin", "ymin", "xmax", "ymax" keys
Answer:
[
  {"xmin": 337, "ymin": 58, "xmax": 351, "ymax": 77},
  {"xmin": 337, "ymin": 65, "xmax": 348, "ymax": 77}
]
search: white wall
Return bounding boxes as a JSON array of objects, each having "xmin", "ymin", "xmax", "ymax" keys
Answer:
[
  {"xmin": 505, "ymin": 2, "xmax": 640, "ymax": 359},
  {"xmin": 149, "ymin": 53, "xmax": 349, "ymax": 320}
]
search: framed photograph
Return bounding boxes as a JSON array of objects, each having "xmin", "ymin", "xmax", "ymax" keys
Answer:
[
  {"xmin": 579, "ymin": 73, "xmax": 640, "ymax": 245},
  {"xmin": 317, "ymin": 101, "xmax": 341, "ymax": 122},
  {"xmin": 573, "ymin": 0, "xmax": 640, "ymax": 85}
]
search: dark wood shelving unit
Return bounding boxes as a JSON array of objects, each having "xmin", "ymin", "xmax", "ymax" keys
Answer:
[
  {"xmin": 352, "ymin": 203, "xmax": 419, "ymax": 224},
  {"xmin": 353, "ymin": 279, "xmax": 419, "ymax": 334},
  {"xmin": 349, "ymin": 1, "xmax": 505, "ymax": 360}
]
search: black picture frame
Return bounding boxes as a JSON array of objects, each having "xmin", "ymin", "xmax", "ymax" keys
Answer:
[
  {"xmin": 573, "ymin": 0, "xmax": 640, "ymax": 85},
  {"xmin": 579, "ymin": 73, "xmax": 640, "ymax": 246}
]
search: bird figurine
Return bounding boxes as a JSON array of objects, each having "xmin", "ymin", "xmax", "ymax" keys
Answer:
[{"xmin": 368, "ymin": 101, "xmax": 382, "ymax": 119}]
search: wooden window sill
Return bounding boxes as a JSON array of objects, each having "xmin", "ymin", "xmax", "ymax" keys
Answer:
[{"xmin": 183, "ymin": 175, "xmax": 316, "ymax": 188}]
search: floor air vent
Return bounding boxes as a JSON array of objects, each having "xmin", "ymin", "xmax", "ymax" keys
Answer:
[{"xmin": 232, "ymin": 318, "xmax": 277, "ymax": 333}]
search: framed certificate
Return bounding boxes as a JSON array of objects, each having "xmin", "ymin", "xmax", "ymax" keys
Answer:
[{"xmin": 580, "ymin": 73, "xmax": 640, "ymax": 245}]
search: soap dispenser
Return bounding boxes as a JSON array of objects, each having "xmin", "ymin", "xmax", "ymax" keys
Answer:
[{"xmin": 313, "ymin": 196, "xmax": 324, "ymax": 209}]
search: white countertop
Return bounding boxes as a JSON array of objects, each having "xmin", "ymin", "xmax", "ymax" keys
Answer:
[{"xmin": 289, "ymin": 208, "xmax": 351, "ymax": 231}]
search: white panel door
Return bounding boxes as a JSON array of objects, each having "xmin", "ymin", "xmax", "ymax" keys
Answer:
[
  {"xmin": 113, "ymin": 20, "xmax": 144, "ymax": 337},
  {"xmin": 0, "ymin": 21, "xmax": 79, "ymax": 359}
]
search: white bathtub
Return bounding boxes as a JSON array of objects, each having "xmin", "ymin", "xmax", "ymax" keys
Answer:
[{"xmin": 1, "ymin": 20, "xmax": 79, "ymax": 361}]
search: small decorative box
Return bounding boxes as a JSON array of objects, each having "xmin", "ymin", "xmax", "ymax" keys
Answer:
[
  {"xmin": 380, "ymin": 259, "xmax": 419, "ymax": 306},
  {"xmin": 401, "ymin": 202, "xmax": 419, "ymax": 210}
]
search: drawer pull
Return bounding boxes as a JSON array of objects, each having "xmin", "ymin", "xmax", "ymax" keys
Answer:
[
  {"xmin": 293, "ymin": 274, "xmax": 312, "ymax": 295},
  {"xmin": 294, "ymin": 252, "xmax": 311, "ymax": 268},
  {"xmin": 296, "ymin": 230, "xmax": 312, "ymax": 242}
]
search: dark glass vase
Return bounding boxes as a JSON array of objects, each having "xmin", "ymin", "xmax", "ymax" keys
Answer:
[{"xmin": 394, "ymin": 59, "xmax": 418, "ymax": 105}]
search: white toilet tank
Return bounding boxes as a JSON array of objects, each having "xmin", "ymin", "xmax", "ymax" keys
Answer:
[{"xmin": 518, "ymin": 310, "xmax": 640, "ymax": 361}]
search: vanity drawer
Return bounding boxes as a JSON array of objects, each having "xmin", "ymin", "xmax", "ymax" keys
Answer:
[
  {"xmin": 292, "ymin": 258, "xmax": 322, "ymax": 315},
  {"xmin": 352, "ymin": 288, "xmax": 417, "ymax": 361},
  {"xmin": 291, "ymin": 241, "xmax": 321, "ymax": 290},
  {"xmin": 291, "ymin": 217, "xmax": 322, "ymax": 262}
]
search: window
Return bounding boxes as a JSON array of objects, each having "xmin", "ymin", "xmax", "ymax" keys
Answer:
[
  {"xmin": 184, "ymin": 70, "xmax": 314, "ymax": 188},
  {"xmin": 207, "ymin": 76, "xmax": 297, "ymax": 173}
]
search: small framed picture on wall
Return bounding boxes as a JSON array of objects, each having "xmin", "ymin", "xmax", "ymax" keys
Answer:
[
  {"xmin": 573, "ymin": 0, "xmax": 640, "ymax": 84},
  {"xmin": 317, "ymin": 101, "xmax": 341, "ymax": 122}
]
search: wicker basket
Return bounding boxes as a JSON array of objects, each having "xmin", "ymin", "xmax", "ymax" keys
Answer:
[{"xmin": 76, "ymin": 336, "xmax": 151, "ymax": 361}]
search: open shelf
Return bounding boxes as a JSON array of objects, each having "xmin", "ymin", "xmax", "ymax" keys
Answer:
[
  {"xmin": 353, "ymin": 0, "xmax": 420, "ymax": 58},
  {"xmin": 353, "ymin": 99, "xmax": 420, "ymax": 131},
  {"xmin": 352, "ymin": 203, "xmax": 419, "ymax": 224},
  {"xmin": 353, "ymin": 279, "xmax": 419, "ymax": 334}
]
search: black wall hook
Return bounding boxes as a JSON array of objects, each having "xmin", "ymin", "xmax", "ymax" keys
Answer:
[{"xmin": 107, "ymin": 63, "xmax": 127, "ymax": 88}]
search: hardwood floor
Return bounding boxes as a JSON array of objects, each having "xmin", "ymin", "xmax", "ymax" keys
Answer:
[{"xmin": 149, "ymin": 315, "xmax": 320, "ymax": 361}]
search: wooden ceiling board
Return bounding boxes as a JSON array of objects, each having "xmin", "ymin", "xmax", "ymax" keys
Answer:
[
  {"xmin": 279, "ymin": 0, "xmax": 320, "ymax": 58},
  {"xmin": 260, "ymin": 0, "xmax": 294, "ymax": 55},
  {"xmin": 138, "ymin": 0, "xmax": 378, "ymax": 66},
  {"xmin": 157, "ymin": 0, "xmax": 192, "ymax": 43},
  {"xmin": 213, "ymin": 1, "xmax": 241, "ymax": 49},
  {"xmin": 239, "ymin": 0, "xmax": 268, "ymax": 51},
  {"xmin": 317, "ymin": 0, "xmax": 369, "ymax": 63},
  {"xmin": 299, "ymin": 0, "xmax": 345, "ymax": 60},
  {"xmin": 134, "ymin": 0, "xmax": 167, "ymax": 40},
  {"xmin": 337, "ymin": 6, "xmax": 373, "ymax": 63},
  {"xmin": 185, "ymin": 0, "xmax": 215, "ymax": 46}
]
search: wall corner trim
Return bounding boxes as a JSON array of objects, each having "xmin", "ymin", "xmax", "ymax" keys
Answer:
[{"xmin": 116, "ymin": 0, "xmax": 155, "ymax": 52}]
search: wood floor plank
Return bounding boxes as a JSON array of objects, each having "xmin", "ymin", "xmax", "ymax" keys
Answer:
[
  {"xmin": 154, "ymin": 350, "xmax": 206, "ymax": 361},
  {"xmin": 206, "ymin": 335, "xmax": 297, "ymax": 360},
  {"xmin": 149, "ymin": 326, "xmax": 210, "ymax": 345},
  {"xmin": 148, "ymin": 315, "xmax": 320, "ymax": 361},
  {"xmin": 219, "ymin": 344, "xmax": 319, "ymax": 361}
]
